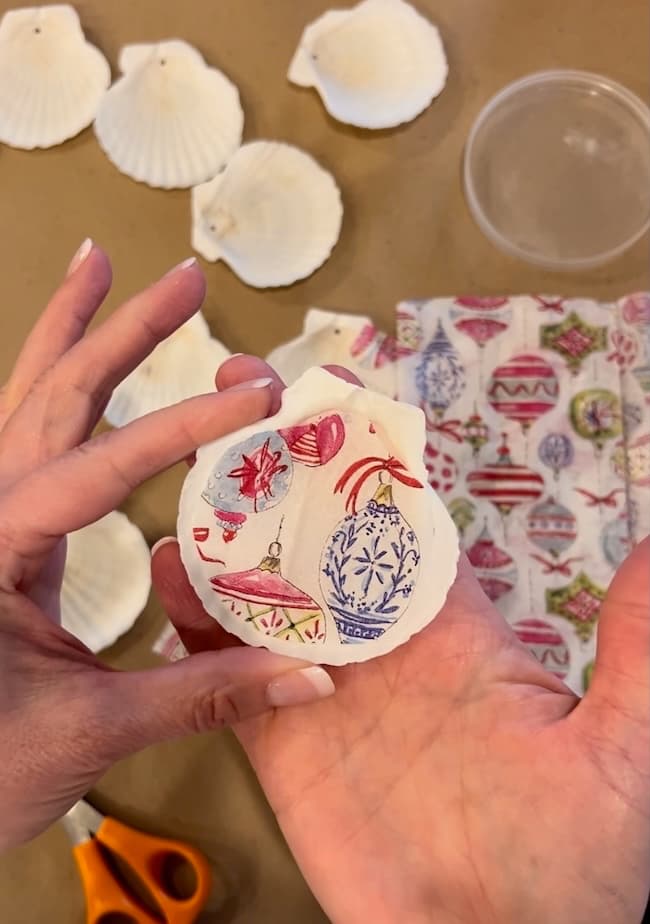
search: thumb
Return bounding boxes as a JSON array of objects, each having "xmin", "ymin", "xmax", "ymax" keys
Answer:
[
  {"xmin": 579, "ymin": 536, "xmax": 650, "ymax": 753},
  {"xmin": 90, "ymin": 647, "xmax": 335, "ymax": 761}
]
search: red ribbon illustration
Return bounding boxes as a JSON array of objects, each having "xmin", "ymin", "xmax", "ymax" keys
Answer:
[
  {"xmin": 534, "ymin": 296, "xmax": 565, "ymax": 313},
  {"xmin": 530, "ymin": 554, "xmax": 583, "ymax": 576},
  {"xmin": 423, "ymin": 410, "xmax": 463, "ymax": 443},
  {"xmin": 574, "ymin": 487, "xmax": 623, "ymax": 508},
  {"xmin": 334, "ymin": 455, "xmax": 423, "ymax": 513}
]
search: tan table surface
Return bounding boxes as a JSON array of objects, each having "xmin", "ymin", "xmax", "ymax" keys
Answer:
[{"xmin": 0, "ymin": 1, "xmax": 648, "ymax": 921}]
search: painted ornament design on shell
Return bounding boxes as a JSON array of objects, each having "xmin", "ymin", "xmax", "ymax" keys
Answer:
[
  {"xmin": 451, "ymin": 296, "xmax": 511, "ymax": 349},
  {"xmin": 211, "ymin": 529, "xmax": 327, "ymax": 644},
  {"xmin": 466, "ymin": 523, "xmax": 517, "ymax": 602},
  {"xmin": 415, "ymin": 320, "xmax": 465, "ymax": 421},
  {"xmin": 321, "ymin": 457, "xmax": 423, "ymax": 643},
  {"xmin": 569, "ymin": 389, "xmax": 622, "ymax": 453},
  {"xmin": 540, "ymin": 312, "xmax": 608, "ymax": 374},
  {"xmin": 467, "ymin": 433, "xmax": 544, "ymax": 517},
  {"xmin": 350, "ymin": 322, "xmax": 415, "ymax": 368},
  {"xmin": 513, "ymin": 618, "xmax": 570, "ymax": 680},
  {"xmin": 487, "ymin": 353, "xmax": 559, "ymax": 432},
  {"xmin": 202, "ymin": 415, "xmax": 345, "ymax": 540}
]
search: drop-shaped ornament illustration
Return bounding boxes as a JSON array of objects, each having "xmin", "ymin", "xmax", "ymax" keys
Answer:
[
  {"xmin": 415, "ymin": 320, "xmax": 465, "ymax": 422},
  {"xmin": 451, "ymin": 296, "xmax": 511, "ymax": 349},
  {"xmin": 537, "ymin": 432, "xmax": 574, "ymax": 480},
  {"xmin": 321, "ymin": 456, "xmax": 423, "ymax": 643},
  {"xmin": 466, "ymin": 522, "xmax": 517, "ymax": 602}
]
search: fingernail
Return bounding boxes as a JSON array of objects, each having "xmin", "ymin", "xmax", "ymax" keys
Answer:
[
  {"xmin": 266, "ymin": 666, "xmax": 335, "ymax": 708},
  {"xmin": 151, "ymin": 536, "xmax": 178, "ymax": 557},
  {"xmin": 164, "ymin": 256, "xmax": 197, "ymax": 278},
  {"xmin": 66, "ymin": 238, "xmax": 92, "ymax": 278},
  {"xmin": 229, "ymin": 353, "xmax": 245, "ymax": 359},
  {"xmin": 228, "ymin": 377, "xmax": 273, "ymax": 392}
]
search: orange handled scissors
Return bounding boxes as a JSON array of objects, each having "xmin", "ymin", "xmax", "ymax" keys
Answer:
[{"xmin": 61, "ymin": 798, "xmax": 212, "ymax": 924}]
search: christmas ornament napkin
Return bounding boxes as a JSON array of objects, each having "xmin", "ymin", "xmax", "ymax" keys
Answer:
[{"xmin": 395, "ymin": 293, "xmax": 650, "ymax": 694}]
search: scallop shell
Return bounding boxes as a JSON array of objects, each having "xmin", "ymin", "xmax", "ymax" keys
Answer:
[
  {"xmin": 288, "ymin": 0, "xmax": 447, "ymax": 129},
  {"xmin": 191, "ymin": 141, "xmax": 343, "ymax": 287},
  {"xmin": 267, "ymin": 308, "xmax": 396, "ymax": 394},
  {"xmin": 61, "ymin": 511, "xmax": 151, "ymax": 652},
  {"xmin": 95, "ymin": 40, "xmax": 243, "ymax": 189},
  {"xmin": 0, "ymin": 5, "xmax": 110, "ymax": 149},
  {"xmin": 104, "ymin": 312, "xmax": 230, "ymax": 427}
]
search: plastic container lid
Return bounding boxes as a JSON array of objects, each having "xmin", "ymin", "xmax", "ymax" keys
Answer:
[{"xmin": 464, "ymin": 70, "xmax": 650, "ymax": 270}]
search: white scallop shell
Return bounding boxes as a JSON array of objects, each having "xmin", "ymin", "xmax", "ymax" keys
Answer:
[
  {"xmin": 62, "ymin": 511, "xmax": 151, "ymax": 652},
  {"xmin": 104, "ymin": 311, "xmax": 230, "ymax": 427},
  {"xmin": 95, "ymin": 40, "xmax": 243, "ymax": 188},
  {"xmin": 0, "ymin": 5, "xmax": 110, "ymax": 149},
  {"xmin": 288, "ymin": 0, "xmax": 448, "ymax": 129},
  {"xmin": 191, "ymin": 141, "xmax": 343, "ymax": 288},
  {"xmin": 267, "ymin": 308, "xmax": 396, "ymax": 395}
]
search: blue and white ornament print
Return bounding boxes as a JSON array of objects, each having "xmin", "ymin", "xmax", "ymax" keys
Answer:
[
  {"xmin": 415, "ymin": 319, "xmax": 466, "ymax": 419},
  {"xmin": 322, "ymin": 470, "xmax": 421, "ymax": 642}
]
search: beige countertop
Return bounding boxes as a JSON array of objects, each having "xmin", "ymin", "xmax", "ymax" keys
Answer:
[{"xmin": 0, "ymin": 1, "xmax": 647, "ymax": 921}]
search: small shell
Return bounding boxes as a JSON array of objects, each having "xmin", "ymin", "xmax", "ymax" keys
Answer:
[
  {"xmin": 104, "ymin": 312, "xmax": 230, "ymax": 427},
  {"xmin": 191, "ymin": 141, "xmax": 343, "ymax": 288},
  {"xmin": 95, "ymin": 40, "xmax": 243, "ymax": 188},
  {"xmin": 0, "ymin": 5, "xmax": 110, "ymax": 149},
  {"xmin": 62, "ymin": 512, "xmax": 151, "ymax": 652},
  {"xmin": 267, "ymin": 308, "xmax": 396, "ymax": 395},
  {"xmin": 288, "ymin": 0, "xmax": 447, "ymax": 129}
]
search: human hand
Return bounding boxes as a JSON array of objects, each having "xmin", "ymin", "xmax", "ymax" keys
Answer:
[
  {"xmin": 0, "ymin": 244, "xmax": 334, "ymax": 852},
  {"xmin": 154, "ymin": 357, "xmax": 650, "ymax": 924}
]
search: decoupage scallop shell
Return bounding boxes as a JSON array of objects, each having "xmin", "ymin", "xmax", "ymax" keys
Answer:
[
  {"xmin": 104, "ymin": 311, "xmax": 230, "ymax": 427},
  {"xmin": 191, "ymin": 141, "xmax": 343, "ymax": 288},
  {"xmin": 95, "ymin": 40, "xmax": 243, "ymax": 188},
  {"xmin": 0, "ymin": 5, "xmax": 110, "ymax": 149},
  {"xmin": 288, "ymin": 0, "xmax": 447, "ymax": 129},
  {"xmin": 178, "ymin": 368, "xmax": 459, "ymax": 665},
  {"xmin": 62, "ymin": 511, "xmax": 151, "ymax": 652}
]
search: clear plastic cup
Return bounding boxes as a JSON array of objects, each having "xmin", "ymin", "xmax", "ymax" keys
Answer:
[{"xmin": 464, "ymin": 70, "xmax": 650, "ymax": 270}]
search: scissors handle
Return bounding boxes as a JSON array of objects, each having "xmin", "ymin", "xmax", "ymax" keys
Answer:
[
  {"xmin": 98, "ymin": 816, "xmax": 212, "ymax": 924},
  {"xmin": 73, "ymin": 840, "xmax": 160, "ymax": 924}
]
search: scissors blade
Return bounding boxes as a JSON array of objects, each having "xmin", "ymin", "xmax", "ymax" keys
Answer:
[{"xmin": 61, "ymin": 799, "xmax": 105, "ymax": 846}]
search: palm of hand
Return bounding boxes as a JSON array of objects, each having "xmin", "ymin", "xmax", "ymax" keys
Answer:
[{"xmin": 235, "ymin": 558, "xmax": 647, "ymax": 924}]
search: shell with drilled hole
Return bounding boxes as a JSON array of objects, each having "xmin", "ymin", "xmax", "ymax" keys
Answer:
[
  {"xmin": 104, "ymin": 312, "xmax": 230, "ymax": 427},
  {"xmin": 0, "ymin": 4, "xmax": 110, "ymax": 149},
  {"xmin": 61, "ymin": 512, "xmax": 151, "ymax": 652},
  {"xmin": 288, "ymin": 0, "xmax": 447, "ymax": 129},
  {"xmin": 191, "ymin": 141, "xmax": 343, "ymax": 288},
  {"xmin": 95, "ymin": 40, "xmax": 243, "ymax": 188}
]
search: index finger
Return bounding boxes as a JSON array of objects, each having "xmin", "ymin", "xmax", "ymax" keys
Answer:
[{"xmin": 0, "ymin": 384, "xmax": 273, "ymax": 567}]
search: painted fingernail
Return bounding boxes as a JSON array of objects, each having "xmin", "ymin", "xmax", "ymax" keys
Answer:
[
  {"xmin": 66, "ymin": 238, "xmax": 92, "ymax": 277},
  {"xmin": 266, "ymin": 666, "xmax": 335, "ymax": 708},
  {"xmin": 228, "ymin": 377, "xmax": 273, "ymax": 392},
  {"xmin": 151, "ymin": 536, "xmax": 178, "ymax": 558},
  {"xmin": 164, "ymin": 256, "xmax": 197, "ymax": 277}
]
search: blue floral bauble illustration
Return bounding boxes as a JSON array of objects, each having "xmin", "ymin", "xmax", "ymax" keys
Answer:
[{"xmin": 321, "ymin": 497, "xmax": 421, "ymax": 643}]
